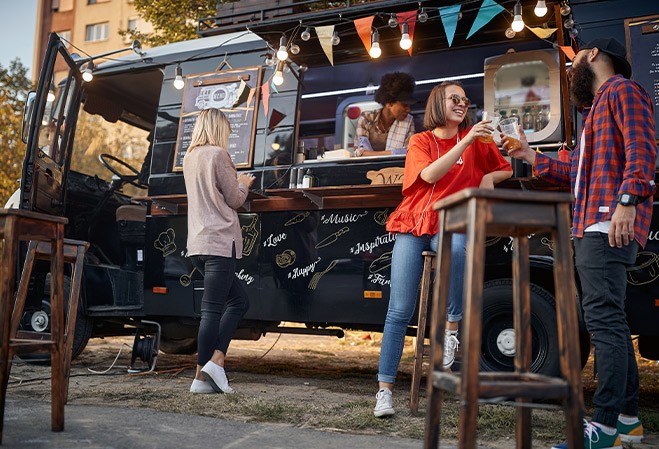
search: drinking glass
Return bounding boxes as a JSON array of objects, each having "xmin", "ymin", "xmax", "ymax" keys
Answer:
[
  {"xmin": 499, "ymin": 117, "xmax": 522, "ymax": 151},
  {"xmin": 478, "ymin": 111, "xmax": 502, "ymax": 144}
]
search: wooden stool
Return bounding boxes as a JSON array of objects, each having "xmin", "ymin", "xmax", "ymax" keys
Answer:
[
  {"xmin": 410, "ymin": 250, "xmax": 436, "ymax": 415},
  {"xmin": 424, "ymin": 189, "xmax": 584, "ymax": 449},
  {"xmin": 0, "ymin": 209, "xmax": 67, "ymax": 444}
]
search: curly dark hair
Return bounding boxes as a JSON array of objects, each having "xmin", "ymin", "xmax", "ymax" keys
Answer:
[{"xmin": 374, "ymin": 72, "xmax": 415, "ymax": 105}]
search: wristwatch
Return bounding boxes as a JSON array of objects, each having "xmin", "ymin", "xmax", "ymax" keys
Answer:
[{"xmin": 617, "ymin": 193, "xmax": 640, "ymax": 206}]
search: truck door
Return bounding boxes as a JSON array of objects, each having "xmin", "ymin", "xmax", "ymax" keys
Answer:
[{"xmin": 20, "ymin": 33, "xmax": 82, "ymax": 215}]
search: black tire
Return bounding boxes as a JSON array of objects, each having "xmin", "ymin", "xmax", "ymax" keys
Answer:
[
  {"xmin": 19, "ymin": 274, "xmax": 93, "ymax": 363},
  {"xmin": 479, "ymin": 279, "xmax": 561, "ymax": 376},
  {"xmin": 159, "ymin": 337, "xmax": 198, "ymax": 355}
]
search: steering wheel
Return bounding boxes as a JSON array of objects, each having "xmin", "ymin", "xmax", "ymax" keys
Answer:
[{"xmin": 98, "ymin": 153, "xmax": 147, "ymax": 189}]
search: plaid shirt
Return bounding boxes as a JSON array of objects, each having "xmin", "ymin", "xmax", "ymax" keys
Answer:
[
  {"xmin": 354, "ymin": 109, "xmax": 415, "ymax": 152},
  {"xmin": 534, "ymin": 75, "xmax": 656, "ymax": 247}
]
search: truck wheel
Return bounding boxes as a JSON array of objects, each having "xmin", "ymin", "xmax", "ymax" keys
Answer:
[
  {"xmin": 479, "ymin": 279, "xmax": 560, "ymax": 376},
  {"xmin": 159, "ymin": 337, "xmax": 198, "ymax": 355},
  {"xmin": 20, "ymin": 274, "xmax": 93, "ymax": 363}
]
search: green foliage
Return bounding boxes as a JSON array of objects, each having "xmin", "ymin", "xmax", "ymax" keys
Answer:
[
  {"xmin": 121, "ymin": 0, "xmax": 223, "ymax": 47},
  {"xmin": 0, "ymin": 59, "xmax": 33, "ymax": 204}
]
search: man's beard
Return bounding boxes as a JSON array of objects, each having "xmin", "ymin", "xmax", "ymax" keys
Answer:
[{"xmin": 569, "ymin": 61, "xmax": 595, "ymax": 109}]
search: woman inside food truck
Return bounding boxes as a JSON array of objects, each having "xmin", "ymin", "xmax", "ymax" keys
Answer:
[
  {"xmin": 353, "ymin": 72, "xmax": 416, "ymax": 157},
  {"xmin": 373, "ymin": 81, "xmax": 513, "ymax": 417}
]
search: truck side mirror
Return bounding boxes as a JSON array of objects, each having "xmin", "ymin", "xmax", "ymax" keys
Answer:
[{"xmin": 21, "ymin": 91, "xmax": 37, "ymax": 144}]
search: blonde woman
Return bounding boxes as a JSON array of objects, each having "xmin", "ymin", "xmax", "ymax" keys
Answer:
[{"xmin": 183, "ymin": 108, "xmax": 255, "ymax": 394}]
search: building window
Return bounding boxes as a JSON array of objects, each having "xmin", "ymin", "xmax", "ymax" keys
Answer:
[
  {"xmin": 85, "ymin": 23, "xmax": 109, "ymax": 42},
  {"xmin": 88, "ymin": 0, "xmax": 97, "ymax": 4},
  {"xmin": 127, "ymin": 18, "xmax": 138, "ymax": 33},
  {"xmin": 56, "ymin": 30, "xmax": 71, "ymax": 46}
]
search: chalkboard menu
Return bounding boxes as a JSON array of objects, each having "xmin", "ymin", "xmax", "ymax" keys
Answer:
[
  {"xmin": 626, "ymin": 15, "xmax": 659, "ymax": 140},
  {"xmin": 173, "ymin": 66, "xmax": 263, "ymax": 170}
]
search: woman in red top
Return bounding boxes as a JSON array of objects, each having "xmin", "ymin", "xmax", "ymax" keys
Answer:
[{"xmin": 373, "ymin": 81, "xmax": 512, "ymax": 417}]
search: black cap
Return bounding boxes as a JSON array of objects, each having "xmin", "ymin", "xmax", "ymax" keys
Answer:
[{"xmin": 581, "ymin": 37, "xmax": 631, "ymax": 79}]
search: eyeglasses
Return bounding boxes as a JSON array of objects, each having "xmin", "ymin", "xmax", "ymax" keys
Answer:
[{"xmin": 445, "ymin": 94, "xmax": 470, "ymax": 106}]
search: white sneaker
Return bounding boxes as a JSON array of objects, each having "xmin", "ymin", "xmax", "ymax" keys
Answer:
[
  {"xmin": 443, "ymin": 331, "xmax": 460, "ymax": 370},
  {"xmin": 373, "ymin": 389, "xmax": 395, "ymax": 418},
  {"xmin": 190, "ymin": 379, "xmax": 215, "ymax": 394},
  {"xmin": 201, "ymin": 361, "xmax": 235, "ymax": 394}
]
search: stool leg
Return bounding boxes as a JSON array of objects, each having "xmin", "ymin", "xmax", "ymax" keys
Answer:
[
  {"xmin": 424, "ymin": 213, "xmax": 452, "ymax": 449},
  {"xmin": 411, "ymin": 254, "xmax": 433, "ymax": 415},
  {"xmin": 50, "ymin": 227, "xmax": 65, "ymax": 432},
  {"xmin": 10, "ymin": 241, "xmax": 38, "ymax": 339},
  {"xmin": 63, "ymin": 245, "xmax": 85, "ymax": 403},
  {"xmin": 513, "ymin": 236, "xmax": 532, "ymax": 448},
  {"xmin": 458, "ymin": 199, "xmax": 486, "ymax": 449},
  {"xmin": 553, "ymin": 204, "xmax": 584, "ymax": 449},
  {"xmin": 0, "ymin": 218, "xmax": 19, "ymax": 444}
]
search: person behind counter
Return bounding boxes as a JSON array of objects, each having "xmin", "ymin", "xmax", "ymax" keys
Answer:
[
  {"xmin": 183, "ymin": 108, "xmax": 255, "ymax": 394},
  {"xmin": 353, "ymin": 72, "xmax": 416, "ymax": 157},
  {"xmin": 373, "ymin": 81, "xmax": 513, "ymax": 417}
]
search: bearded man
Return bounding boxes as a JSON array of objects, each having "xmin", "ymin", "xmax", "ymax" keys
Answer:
[{"xmin": 504, "ymin": 38, "xmax": 656, "ymax": 449}]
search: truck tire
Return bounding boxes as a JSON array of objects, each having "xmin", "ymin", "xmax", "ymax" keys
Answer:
[
  {"xmin": 479, "ymin": 279, "xmax": 560, "ymax": 376},
  {"xmin": 20, "ymin": 274, "xmax": 93, "ymax": 363},
  {"xmin": 159, "ymin": 337, "xmax": 198, "ymax": 355}
]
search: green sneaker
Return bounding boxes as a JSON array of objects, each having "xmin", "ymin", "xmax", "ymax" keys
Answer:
[
  {"xmin": 617, "ymin": 418, "xmax": 644, "ymax": 443},
  {"xmin": 551, "ymin": 421, "xmax": 622, "ymax": 449}
]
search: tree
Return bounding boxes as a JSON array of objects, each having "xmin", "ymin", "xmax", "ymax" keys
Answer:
[
  {"xmin": 0, "ymin": 59, "xmax": 33, "ymax": 204},
  {"xmin": 122, "ymin": 0, "xmax": 222, "ymax": 47}
]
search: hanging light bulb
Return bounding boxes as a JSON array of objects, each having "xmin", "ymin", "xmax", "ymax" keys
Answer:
[
  {"xmin": 290, "ymin": 43, "xmax": 300, "ymax": 55},
  {"xmin": 560, "ymin": 2, "xmax": 571, "ymax": 16},
  {"xmin": 47, "ymin": 86, "xmax": 56, "ymax": 102},
  {"xmin": 388, "ymin": 14, "xmax": 398, "ymax": 28},
  {"xmin": 511, "ymin": 1, "xmax": 525, "ymax": 33},
  {"xmin": 534, "ymin": 0, "xmax": 547, "ymax": 17},
  {"xmin": 505, "ymin": 27, "xmax": 516, "ymax": 38},
  {"xmin": 273, "ymin": 61, "xmax": 285, "ymax": 86},
  {"xmin": 331, "ymin": 31, "xmax": 340, "ymax": 46},
  {"xmin": 81, "ymin": 60, "xmax": 94, "ymax": 82},
  {"xmin": 265, "ymin": 54, "xmax": 275, "ymax": 66},
  {"xmin": 369, "ymin": 30, "xmax": 381, "ymax": 58},
  {"xmin": 299, "ymin": 63, "xmax": 308, "ymax": 72},
  {"xmin": 276, "ymin": 36, "xmax": 288, "ymax": 61},
  {"xmin": 570, "ymin": 27, "xmax": 579, "ymax": 39},
  {"xmin": 399, "ymin": 22, "xmax": 412, "ymax": 50},
  {"xmin": 173, "ymin": 64, "xmax": 184, "ymax": 90},
  {"xmin": 300, "ymin": 27, "xmax": 311, "ymax": 41},
  {"xmin": 418, "ymin": 8, "xmax": 428, "ymax": 23},
  {"xmin": 564, "ymin": 15, "xmax": 575, "ymax": 29}
]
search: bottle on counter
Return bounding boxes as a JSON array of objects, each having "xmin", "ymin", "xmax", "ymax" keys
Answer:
[
  {"xmin": 509, "ymin": 109, "xmax": 520, "ymax": 124},
  {"xmin": 296, "ymin": 168, "xmax": 305, "ymax": 188},
  {"xmin": 302, "ymin": 169, "xmax": 314, "ymax": 188},
  {"xmin": 538, "ymin": 106, "xmax": 550, "ymax": 131},
  {"xmin": 289, "ymin": 167, "xmax": 298, "ymax": 189},
  {"xmin": 522, "ymin": 107, "xmax": 533, "ymax": 131}
]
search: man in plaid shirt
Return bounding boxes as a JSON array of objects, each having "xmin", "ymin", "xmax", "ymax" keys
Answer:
[{"xmin": 505, "ymin": 38, "xmax": 655, "ymax": 449}]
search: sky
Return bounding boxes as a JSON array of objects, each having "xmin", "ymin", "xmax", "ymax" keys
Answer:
[{"xmin": 0, "ymin": 0, "xmax": 39, "ymax": 77}]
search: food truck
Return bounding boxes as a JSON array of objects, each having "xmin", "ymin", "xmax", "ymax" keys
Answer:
[{"xmin": 15, "ymin": 0, "xmax": 659, "ymax": 373}]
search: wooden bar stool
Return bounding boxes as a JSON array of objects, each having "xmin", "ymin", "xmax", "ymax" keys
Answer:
[
  {"xmin": 410, "ymin": 250, "xmax": 436, "ymax": 415},
  {"xmin": 424, "ymin": 188, "xmax": 584, "ymax": 449},
  {"xmin": 0, "ymin": 209, "xmax": 68, "ymax": 444}
]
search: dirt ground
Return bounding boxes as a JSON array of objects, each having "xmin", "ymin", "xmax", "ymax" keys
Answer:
[{"xmin": 6, "ymin": 331, "xmax": 659, "ymax": 448}]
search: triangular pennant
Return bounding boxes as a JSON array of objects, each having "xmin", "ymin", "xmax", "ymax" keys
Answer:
[
  {"xmin": 315, "ymin": 25, "xmax": 335, "ymax": 66},
  {"xmin": 439, "ymin": 4, "xmax": 461, "ymax": 47},
  {"xmin": 467, "ymin": 0, "xmax": 505, "ymax": 39},
  {"xmin": 269, "ymin": 79, "xmax": 279, "ymax": 94},
  {"xmin": 261, "ymin": 82, "xmax": 270, "ymax": 119},
  {"xmin": 354, "ymin": 16, "xmax": 374, "ymax": 54},
  {"xmin": 527, "ymin": 26, "xmax": 557, "ymax": 39},
  {"xmin": 559, "ymin": 45, "xmax": 576, "ymax": 61},
  {"xmin": 397, "ymin": 11, "xmax": 417, "ymax": 56},
  {"xmin": 268, "ymin": 109, "xmax": 286, "ymax": 131}
]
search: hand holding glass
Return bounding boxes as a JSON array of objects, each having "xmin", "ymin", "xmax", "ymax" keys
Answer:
[
  {"xmin": 479, "ymin": 111, "xmax": 501, "ymax": 144},
  {"xmin": 499, "ymin": 117, "xmax": 522, "ymax": 151}
]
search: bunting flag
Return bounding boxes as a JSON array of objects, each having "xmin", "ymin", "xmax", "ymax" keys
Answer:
[
  {"xmin": 268, "ymin": 109, "xmax": 286, "ymax": 131},
  {"xmin": 354, "ymin": 16, "xmax": 374, "ymax": 54},
  {"xmin": 527, "ymin": 26, "xmax": 557, "ymax": 39},
  {"xmin": 467, "ymin": 0, "xmax": 504, "ymax": 39},
  {"xmin": 397, "ymin": 10, "xmax": 417, "ymax": 56},
  {"xmin": 559, "ymin": 45, "xmax": 576, "ymax": 61},
  {"xmin": 261, "ymin": 82, "xmax": 270, "ymax": 119},
  {"xmin": 315, "ymin": 25, "xmax": 335, "ymax": 65},
  {"xmin": 439, "ymin": 4, "xmax": 461, "ymax": 47},
  {"xmin": 269, "ymin": 78, "xmax": 279, "ymax": 94}
]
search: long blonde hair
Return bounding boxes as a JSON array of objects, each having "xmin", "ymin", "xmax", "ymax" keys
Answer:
[{"xmin": 187, "ymin": 108, "xmax": 231, "ymax": 152}]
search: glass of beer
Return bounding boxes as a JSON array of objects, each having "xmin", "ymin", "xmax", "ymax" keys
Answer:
[
  {"xmin": 499, "ymin": 117, "xmax": 522, "ymax": 151},
  {"xmin": 478, "ymin": 111, "xmax": 501, "ymax": 144}
]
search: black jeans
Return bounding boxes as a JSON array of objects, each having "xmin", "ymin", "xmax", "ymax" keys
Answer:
[
  {"xmin": 190, "ymin": 254, "xmax": 249, "ymax": 366},
  {"xmin": 574, "ymin": 233, "xmax": 639, "ymax": 427}
]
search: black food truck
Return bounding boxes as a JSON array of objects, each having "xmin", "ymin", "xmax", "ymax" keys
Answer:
[{"xmin": 13, "ymin": 0, "xmax": 659, "ymax": 374}]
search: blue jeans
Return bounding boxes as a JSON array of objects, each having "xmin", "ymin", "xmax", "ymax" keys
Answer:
[
  {"xmin": 378, "ymin": 232, "xmax": 466, "ymax": 384},
  {"xmin": 574, "ymin": 233, "xmax": 639, "ymax": 427}
]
